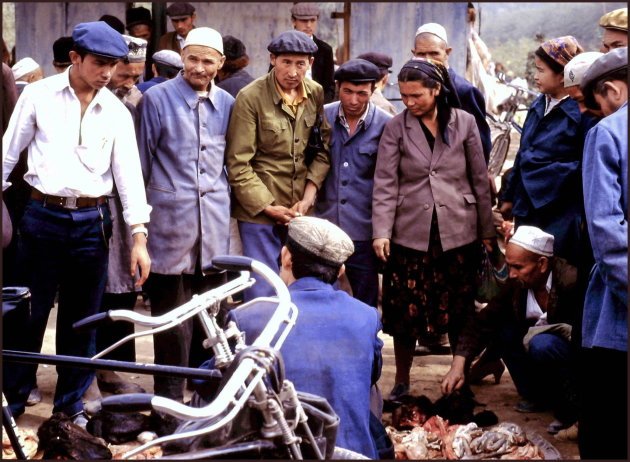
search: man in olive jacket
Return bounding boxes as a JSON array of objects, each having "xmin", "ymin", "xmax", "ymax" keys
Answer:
[{"xmin": 226, "ymin": 30, "xmax": 330, "ymax": 301}]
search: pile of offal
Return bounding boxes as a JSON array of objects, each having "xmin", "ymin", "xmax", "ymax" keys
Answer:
[{"xmin": 384, "ymin": 390, "xmax": 546, "ymax": 459}]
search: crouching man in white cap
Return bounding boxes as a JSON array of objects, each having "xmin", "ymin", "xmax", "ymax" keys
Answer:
[
  {"xmin": 11, "ymin": 57, "xmax": 43, "ymax": 96},
  {"xmin": 441, "ymin": 226, "xmax": 581, "ymax": 435},
  {"xmin": 137, "ymin": 27, "xmax": 234, "ymax": 402},
  {"xmin": 227, "ymin": 216, "xmax": 384, "ymax": 459}
]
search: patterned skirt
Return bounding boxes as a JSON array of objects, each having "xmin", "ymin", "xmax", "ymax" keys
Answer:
[{"xmin": 381, "ymin": 214, "xmax": 481, "ymax": 349}]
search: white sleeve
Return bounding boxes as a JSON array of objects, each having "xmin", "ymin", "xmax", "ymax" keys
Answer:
[{"xmin": 2, "ymin": 86, "xmax": 37, "ymax": 190}]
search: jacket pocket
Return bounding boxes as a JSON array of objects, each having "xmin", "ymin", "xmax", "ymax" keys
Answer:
[
  {"xmin": 147, "ymin": 183, "xmax": 176, "ymax": 194},
  {"xmin": 359, "ymin": 142, "xmax": 379, "ymax": 157},
  {"xmin": 303, "ymin": 114, "xmax": 316, "ymax": 128},
  {"xmin": 261, "ymin": 118, "xmax": 288, "ymax": 133},
  {"xmin": 463, "ymin": 193, "xmax": 477, "ymax": 205}
]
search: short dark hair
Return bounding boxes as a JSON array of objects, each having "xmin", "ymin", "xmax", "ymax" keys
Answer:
[
  {"xmin": 72, "ymin": 45, "xmax": 89, "ymax": 60},
  {"xmin": 222, "ymin": 55, "xmax": 250, "ymax": 74},
  {"xmin": 286, "ymin": 240, "xmax": 341, "ymax": 284},
  {"xmin": 593, "ymin": 67, "xmax": 628, "ymax": 97},
  {"xmin": 154, "ymin": 62, "xmax": 180, "ymax": 79},
  {"xmin": 338, "ymin": 80, "xmax": 377, "ymax": 92}
]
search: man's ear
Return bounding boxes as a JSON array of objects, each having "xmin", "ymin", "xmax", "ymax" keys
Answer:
[
  {"xmin": 308, "ymin": 56, "xmax": 315, "ymax": 67},
  {"xmin": 445, "ymin": 46, "xmax": 453, "ymax": 57},
  {"xmin": 538, "ymin": 256, "xmax": 549, "ymax": 274},
  {"xmin": 280, "ymin": 246, "xmax": 292, "ymax": 271},
  {"xmin": 603, "ymin": 81, "xmax": 622, "ymax": 100},
  {"xmin": 270, "ymin": 53, "xmax": 277, "ymax": 68}
]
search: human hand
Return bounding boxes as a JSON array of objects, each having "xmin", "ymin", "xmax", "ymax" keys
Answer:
[
  {"xmin": 130, "ymin": 233, "xmax": 151, "ymax": 286},
  {"xmin": 482, "ymin": 238, "xmax": 496, "ymax": 254},
  {"xmin": 373, "ymin": 238, "xmax": 390, "ymax": 262},
  {"xmin": 290, "ymin": 199, "xmax": 312, "ymax": 216},
  {"xmin": 264, "ymin": 205, "xmax": 299, "ymax": 225},
  {"xmin": 499, "ymin": 201, "xmax": 513, "ymax": 220},
  {"xmin": 440, "ymin": 356, "xmax": 466, "ymax": 395}
]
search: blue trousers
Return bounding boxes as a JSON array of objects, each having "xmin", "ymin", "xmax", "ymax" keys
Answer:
[
  {"xmin": 344, "ymin": 240, "xmax": 379, "ymax": 308},
  {"xmin": 238, "ymin": 221, "xmax": 283, "ymax": 302},
  {"xmin": 3, "ymin": 199, "xmax": 111, "ymax": 417},
  {"xmin": 497, "ymin": 325, "xmax": 575, "ymax": 421}
]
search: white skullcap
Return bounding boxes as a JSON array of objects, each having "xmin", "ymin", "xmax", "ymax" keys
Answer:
[
  {"xmin": 287, "ymin": 216, "xmax": 354, "ymax": 266},
  {"xmin": 12, "ymin": 57, "xmax": 40, "ymax": 80},
  {"xmin": 183, "ymin": 27, "xmax": 224, "ymax": 55},
  {"xmin": 510, "ymin": 226, "xmax": 554, "ymax": 257},
  {"xmin": 415, "ymin": 23, "xmax": 448, "ymax": 44},
  {"xmin": 122, "ymin": 35, "xmax": 147, "ymax": 63},
  {"xmin": 564, "ymin": 52, "xmax": 604, "ymax": 87}
]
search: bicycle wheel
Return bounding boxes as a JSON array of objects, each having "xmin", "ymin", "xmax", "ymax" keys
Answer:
[{"xmin": 487, "ymin": 131, "xmax": 511, "ymax": 178}]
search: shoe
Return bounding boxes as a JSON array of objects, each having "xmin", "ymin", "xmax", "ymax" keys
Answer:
[
  {"xmin": 71, "ymin": 411, "xmax": 89, "ymax": 430},
  {"xmin": 468, "ymin": 358, "xmax": 505, "ymax": 385},
  {"xmin": 547, "ymin": 419, "xmax": 572, "ymax": 435},
  {"xmin": 26, "ymin": 387, "xmax": 42, "ymax": 406},
  {"xmin": 387, "ymin": 382, "xmax": 410, "ymax": 401},
  {"xmin": 554, "ymin": 422, "xmax": 578, "ymax": 441},
  {"xmin": 515, "ymin": 399, "xmax": 546, "ymax": 413}
]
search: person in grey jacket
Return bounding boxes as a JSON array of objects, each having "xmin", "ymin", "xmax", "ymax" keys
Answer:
[{"xmin": 372, "ymin": 58, "xmax": 495, "ymax": 402}]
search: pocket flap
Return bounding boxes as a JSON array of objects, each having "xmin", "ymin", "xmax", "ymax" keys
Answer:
[
  {"xmin": 463, "ymin": 194, "xmax": 477, "ymax": 204},
  {"xmin": 261, "ymin": 119, "xmax": 287, "ymax": 133}
]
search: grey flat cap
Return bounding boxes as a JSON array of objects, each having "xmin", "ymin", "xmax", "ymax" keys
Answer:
[
  {"xmin": 268, "ymin": 30, "xmax": 318, "ymax": 55},
  {"xmin": 152, "ymin": 49, "xmax": 183, "ymax": 69},
  {"xmin": 287, "ymin": 217, "xmax": 354, "ymax": 266},
  {"xmin": 580, "ymin": 46, "xmax": 628, "ymax": 110},
  {"xmin": 291, "ymin": 3, "xmax": 320, "ymax": 19}
]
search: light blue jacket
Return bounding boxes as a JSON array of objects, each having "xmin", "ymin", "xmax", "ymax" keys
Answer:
[
  {"xmin": 315, "ymin": 102, "xmax": 393, "ymax": 241},
  {"xmin": 229, "ymin": 277, "xmax": 383, "ymax": 459},
  {"xmin": 582, "ymin": 102, "xmax": 627, "ymax": 351},
  {"xmin": 138, "ymin": 73, "xmax": 235, "ymax": 274}
]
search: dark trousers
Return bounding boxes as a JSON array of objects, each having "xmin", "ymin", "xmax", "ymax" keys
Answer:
[
  {"xmin": 144, "ymin": 270, "xmax": 226, "ymax": 402},
  {"xmin": 579, "ymin": 347, "xmax": 628, "ymax": 459},
  {"xmin": 497, "ymin": 325, "xmax": 576, "ymax": 422},
  {"xmin": 3, "ymin": 199, "xmax": 110, "ymax": 417},
  {"xmin": 96, "ymin": 292, "xmax": 138, "ymax": 361},
  {"xmin": 345, "ymin": 240, "xmax": 379, "ymax": 308}
]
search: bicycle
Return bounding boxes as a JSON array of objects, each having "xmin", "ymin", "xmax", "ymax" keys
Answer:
[{"xmin": 486, "ymin": 75, "xmax": 540, "ymax": 178}]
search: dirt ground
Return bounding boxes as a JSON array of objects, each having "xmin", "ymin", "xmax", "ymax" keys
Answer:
[{"xmin": 7, "ymin": 296, "xmax": 579, "ymax": 459}]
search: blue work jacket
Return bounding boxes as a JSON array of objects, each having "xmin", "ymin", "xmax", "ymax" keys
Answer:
[
  {"xmin": 228, "ymin": 277, "xmax": 383, "ymax": 459},
  {"xmin": 136, "ymin": 76, "xmax": 167, "ymax": 94},
  {"xmin": 138, "ymin": 73, "xmax": 235, "ymax": 274},
  {"xmin": 582, "ymin": 103, "xmax": 628, "ymax": 352},
  {"xmin": 315, "ymin": 102, "xmax": 393, "ymax": 241}
]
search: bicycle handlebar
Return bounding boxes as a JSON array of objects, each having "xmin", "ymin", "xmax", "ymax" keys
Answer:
[
  {"xmin": 210, "ymin": 255, "xmax": 254, "ymax": 272},
  {"xmin": 73, "ymin": 311, "xmax": 113, "ymax": 332}
]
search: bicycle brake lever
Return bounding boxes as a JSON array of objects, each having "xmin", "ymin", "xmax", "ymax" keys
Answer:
[{"xmin": 101, "ymin": 393, "xmax": 155, "ymax": 413}]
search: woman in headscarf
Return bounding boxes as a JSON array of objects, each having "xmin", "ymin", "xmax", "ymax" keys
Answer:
[{"xmin": 372, "ymin": 58, "xmax": 496, "ymax": 400}]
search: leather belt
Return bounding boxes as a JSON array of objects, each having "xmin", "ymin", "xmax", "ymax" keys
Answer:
[{"xmin": 31, "ymin": 189, "xmax": 107, "ymax": 210}]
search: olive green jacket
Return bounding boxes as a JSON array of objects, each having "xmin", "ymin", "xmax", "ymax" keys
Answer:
[{"xmin": 226, "ymin": 70, "xmax": 331, "ymax": 225}]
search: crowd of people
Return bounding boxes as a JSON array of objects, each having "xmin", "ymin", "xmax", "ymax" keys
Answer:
[{"xmin": 1, "ymin": 3, "xmax": 627, "ymax": 459}]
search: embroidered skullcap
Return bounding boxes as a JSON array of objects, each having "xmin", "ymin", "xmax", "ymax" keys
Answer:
[
  {"xmin": 268, "ymin": 30, "xmax": 318, "ymax": 55},
  {"xmin": 122, "ymin": 35, "xmax": 147, "ymax": 63},
  {"xmin": 535, "ymin": 36, "xmax": 584, "ymax": 74},
  {"xmin": 183, "ymin": 27, "xmax": 223, "ymax": 55},
  {"xmin": 166, "ymin": 2, "xmax": 195, "ymax": 19},
  {"xmin": 152, "ymin": 49, "xmax": 183, "ymax": 69},
  {"xmin": 334, "ymin": 58, "xmax": 381, "ymax": 83},
  {"xmin": 510, "ymin": 226, "xmax": 554, "ymax": 257},
  {"xmin": 580, "ymin": 47, "xmax": 628, "ymax": 110},
  {"xmin": 12, "ymin": 57, "xmax": 40, "ymax": 80},
  {"xmin": 287, "ymin": 217, "xmax": 354, "ymax": 266},
  {"xmin": 564, "ymin": 52, "xmax": 604, "ymax": 87},
  {"xmin": 599, "ymin": 7, "xmax": 627, "ymax": 31},
  {"xmin": 415, "ymin": 23, "xmax": 448, "ymax": 44},
  {"xmin": 72, "ymin": 21, "xmax": 128, "ymax": 59},
  {"xmin": 291, "ymin": 3, "xmax": 320, "ymax": 20}
]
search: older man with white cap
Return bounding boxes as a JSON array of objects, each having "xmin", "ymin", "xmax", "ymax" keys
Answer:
[
  {"xmin": 106, "ymin": 35, "xmax": 147, "ymax": 108},
  {"xmin": 227, "ymin": 216, "xmax": 384, "ymax": 458},
  {"xmin": 138, "ymin": 27, "xmax": 234, "ymax": 402},
  {"xmin": 412, "ymin": 22, "xmax": 492, "ymax": 161},
  {"xmin": 11, "ymin": 57, "xmax": 43, "ymax": 96},
  {"xmin": 442, "ymin": 225, "xmax": 581, "ymax": 435}
]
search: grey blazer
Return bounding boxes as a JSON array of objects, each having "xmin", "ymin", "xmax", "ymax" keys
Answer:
[{"xmin": 372, "ymin": 108, "xmax": 494, "ymax": 252}]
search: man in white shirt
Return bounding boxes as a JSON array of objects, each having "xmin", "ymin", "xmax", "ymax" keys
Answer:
[
  {"xmin": 441, "ymin": 226, "xmax": 581, "ymax": 435},
  {"xmin": 2, "ymin": 21, "xmax": 151, "ymax": 426}
]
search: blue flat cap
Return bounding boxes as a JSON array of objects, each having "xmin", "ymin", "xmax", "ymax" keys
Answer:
[
  {"xmin": 580, "ymin": 46, "xmax": 628, "ymax": 110},
  {"xmin": 334, "ymin": 58, "xmax": 381, "ymax": 82},
  {"xmin": 268, "ymin": 30, "xmax": 318, "ymax": 55},
  {"xmin": 72, "ymin": 21, "xmax": 128, "ymax": 59}
]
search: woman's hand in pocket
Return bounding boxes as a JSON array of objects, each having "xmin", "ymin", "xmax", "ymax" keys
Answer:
[{"xmin": 373, "ymin": 238, "xmax": 390, "ymax": 262}]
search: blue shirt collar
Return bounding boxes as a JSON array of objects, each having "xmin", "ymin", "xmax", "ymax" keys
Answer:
[
  {"xmin": 288, "ymin": 276, "xmax": 335, "ymax": 292},
  {"xmin": 173, "ymin": 71, "xmax": 219, "ymax": 110}
]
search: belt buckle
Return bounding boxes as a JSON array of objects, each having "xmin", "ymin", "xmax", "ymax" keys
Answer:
[{"xmin": 64, "ymin": 197, "xmax": 78, "ymax": 210}]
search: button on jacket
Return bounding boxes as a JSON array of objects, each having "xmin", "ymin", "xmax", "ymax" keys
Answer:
[
  {"xmin": 372, "ymin": 108, "xmax": 495, "ymax": 252},
  {"xmin": 316, "ymin": 101, "xmax": 393, "ymax": 241},
  {"xmin": 2, "ymin": 68, "xmax": 151, "ymax": 226},
  {"xmin": 226, "ymin": 70, "xmax": 330, "ymax": 225},
  {"xmin": 138, "ymin": 72, "xmax": 235, "ymax": 274}
]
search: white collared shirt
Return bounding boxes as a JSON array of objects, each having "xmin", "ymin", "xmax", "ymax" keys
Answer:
[
  {"xmin": 337, "ymin": 102, "xmax": 370, "ymax": 135},
  {"xmin": 177, "ymin": 34, "xmax": 185, "ymax": 50},
  {"xmin": 544, "ymin": 94, "xmax": 569, "ymax": 116},
  {"xmin": 2, "ymin": 67, "xmax": 151, "ymax": 226},
  {"xmin": 525, "ymin": 271, "xmax": 553, "ymax": 326}
]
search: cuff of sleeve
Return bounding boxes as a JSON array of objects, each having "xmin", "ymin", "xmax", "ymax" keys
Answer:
[
  {"xmin": 123, "ymin": 204, "xmax": 152, "ymax": 227},
  {"xmin": 3, "ymin": 180, "xmax": 12, "ymax": 191}
]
